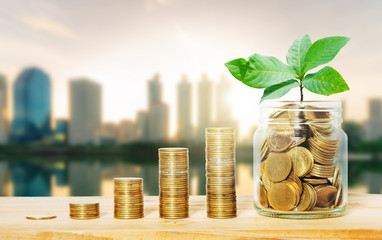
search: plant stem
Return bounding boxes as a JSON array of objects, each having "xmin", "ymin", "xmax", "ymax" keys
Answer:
[{"xmin": 299, "ymin": 78, "xmax": 304, "ymax": 102}]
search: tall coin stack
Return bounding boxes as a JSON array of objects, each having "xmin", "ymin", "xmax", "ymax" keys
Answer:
[
  {"xmin": 205, "ymin": 127, "xmax": 237, "ymax": 218},
  {"xmin": 114, "ymin": 177, "xmax": 144, "ymax": 219},
  {"xmin": 159, "ymin": 148, "xmax": 189, "ymax": 219},
  {"xmin": 69, "ymin": 202, "xmax": 100, "ymax": 220}
]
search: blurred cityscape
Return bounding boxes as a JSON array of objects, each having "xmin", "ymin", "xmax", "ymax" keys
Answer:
[
  {"xmin": 0, "ymin": 67, "xmax": 240, "ymax": 145},
  {"xmin": 1, "ymin": 67, "xmax": 382, "ymax": 145}
]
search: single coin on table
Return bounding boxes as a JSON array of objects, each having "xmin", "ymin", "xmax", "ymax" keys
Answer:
[{"xmin": 26, "ymin": 214, "xmax": 56, "ymax": 220}]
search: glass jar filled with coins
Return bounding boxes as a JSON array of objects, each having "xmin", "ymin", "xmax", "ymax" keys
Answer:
[{"xmin": 253, "ymin": 101, "xmax": 347, "ymax": 219}]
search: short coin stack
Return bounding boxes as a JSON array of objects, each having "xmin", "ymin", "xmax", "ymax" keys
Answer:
[
  {"xmin": 159, "ymin": 148, "xmax": 189, "ymax": 219},
  {"xmin": 69, "ymin": 202, "xmax": 99, "ymax": 220},
  {"xmin": 114, "ymin": 177, "xmax": 144, "ymax": 219},
  {"xmin": 259, "ymin": 104, "xmax": 343, "ymax": 212},
  {"xmin": 205, "ymin": 127, "xmax": 237, "ymax": 219}
]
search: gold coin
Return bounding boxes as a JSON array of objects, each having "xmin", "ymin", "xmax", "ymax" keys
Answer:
[
  {"xmin": 267, "ymin": 181, "xmax": 298, "ymax": 211},
  {"xmin": 302, "ymin": 177, "xmax": 329, "ymax": 185},
  {"xmin": 332, "ymin": 165, "xmax": 340, "ymax": 188},
  {"xmin": 26, "ymin": 214, "xmax": 56, "ymax": 220},
  {"xmin": 287, "ymin": 172, "xmax": 302, "ymax": 196},
  {"xmin": 315, "ymin": 185, "xmax": 337, "ymax": 207},
  {"xmin": 205, "ymin": 127, "xmax": 235, "ymax": 134},
  {"xmin": 259, "ymin": 182, "xmax": 268, "ymax": 208},
  {"xmin": 261, "ymin": 171, "xmax": 273, "ymax": 191},
  {"xmin": 265, "ymin": 153, "xmax": 292, "ymax": 182},
  {"xmin": 334, "ymin": 184, "xmax": 343, "ymax": 207},
  {"xmin": 287, "ymin": 147, "xmax": 314, "ymax": 177},
  {"xmin": 296, "ymin": 183, "xmax": 317, "ymax": 211},
  {"xmin": 259, "ymin": 161, "xmax": 265, "ymax": 178},
  {"xmin": 268, "ymin": 133, "xmax": 293, "ymax": 152}
]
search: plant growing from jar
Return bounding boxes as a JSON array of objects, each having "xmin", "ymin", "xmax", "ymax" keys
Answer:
[{"xmin": 225, "ymin": 35, "xmax": 350, "ymax": 218}]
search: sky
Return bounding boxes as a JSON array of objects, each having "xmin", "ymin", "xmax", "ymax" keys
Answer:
[{"xmin": 0, "ymin": 0, "xmax": 382, "ymax": 137}]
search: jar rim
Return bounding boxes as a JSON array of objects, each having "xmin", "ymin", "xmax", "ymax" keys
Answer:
[{"xmin": 260, "ymin": 100, "xmax": 342, "ymax": 110}]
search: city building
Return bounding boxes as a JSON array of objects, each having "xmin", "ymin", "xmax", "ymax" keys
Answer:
[
  {"xmin": 11, "ymin": 68, "xmax": 52, "ymax": 143},
  {"xmin": 197, "ymin": 74, "xmax": 213, "ymax": 141},
  {"xmin": 177, "ymin": 75, "xmax": 193, "ymax": 141},
  {"xmin": 0, "ymin": 74, "xmax": 8, "ymax": 143},
  {"xmin": 95, "ymin": 122, "xmax": 118, "ymax": 145},
  {"xmin": 364, "ymin": 98, "xmax": 382, "ymax": 140},
  {"xmin": 54, "ymin": 119, "xmax": 68, "ymax": 144},
  {"xmin": 214, "ymin": 75, "xmax": 238, "ymax": 133},
  {"xmin": 148, "ymin": 73, "xmax": 162, "ymax": 107},
  {"xmin": 134, "ymin": 111, "xmax": 148, "ymax": 142},
  {"xmin": 68, "ymin": 78, "xmax": 101, "ymax": 145},
  {"xmin": 118, "ymin": 119, "xmax": 135, "ymax": 144},
  {"xmin": 148, "ymin": 103, "xmax": 169, "ymax": 141},
  {"xmin": 147, "ymin": 74, "xmax": 169, "ymax": 141}
]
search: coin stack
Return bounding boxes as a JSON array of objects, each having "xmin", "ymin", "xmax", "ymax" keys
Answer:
[
  {"xmin": 69, "ymin": 202, "xmax": 100, "ymax": 220},
  {"xmin": 205, "ymin": 127, "xmax": 237, "ymax": 219},
  {"xmin": 259, "ymin": 104, "xmax": 343, "ymax": 212},
  {"xmin": 158, "ymin": 148, "xmax": 189, "ymax": 219},
  {"xmin": 114, "ymin": 177, "xmax": 144, "ymax": 219}
]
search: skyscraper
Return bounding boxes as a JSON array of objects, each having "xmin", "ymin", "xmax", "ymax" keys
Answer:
[
  {"xmin": 54, "ymin": 119, "xmax": 68, "ymax": 144},
  {"xmin": 148, "ymin": 73, "xmax": 162, "ymax": 107},
  {"xmin": 68, "ymin": 78, "xmax": 101, "ymax": 145},
  {"xmin": 118, "ymin": 119, "xmax": 134, "ymax": 144},
  {"xmin": 365, "ymin": 99, "xmax": 382, "ymax": 140},
  {"xmin": 11, "ymin": 68, "xmax": 51, "ymax": 143},
  {"xmin": 214, "ymin": 75, "xmax": 239, "ymax": 130},
  {"xmin": 0, "ymin": 74, "xmax": 8, "ymax": 143},
  {"xmin": 134, "ymin": 111, "xmax": 148, "ymax": 142},
  {"xmin": 214, "ymin": 75, "xmax": 238, "ymax": 132},
  {"xmin": 216, "ymin": 75, "xmax": 233, "ymax": 122},
  {"xmin": 177, "ymin": 75, "xmax": 193, "ymax": 141},
  {"xmin": 147, "ymin": 74, "xmax": 168, "ymax": 141},
  {"xmin": 197, "ymin": 74, "xmax": 213, "ymax": 141},
  {"xmin": 148, "ymin": 103, "xmax": 169, "ymax": 141}
]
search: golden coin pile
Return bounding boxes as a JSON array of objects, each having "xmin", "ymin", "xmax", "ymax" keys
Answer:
[
  {"xmin": 114, "ymin": 177, "xmax": 144, "ymax": 219},
  {"xmin": 69, "ymin": 202, "xmax": 99, "ymax": 220},
  {"xmin": 259, "ymin": 104, "xmax": 343, "ymax": 212},
  {"xmin": 158, "ymin": 148, "xmax": 189, "ymax": 219},
  {"xmin": 205, "ymin": 127, "xmax": 237, "ymax": 219}
]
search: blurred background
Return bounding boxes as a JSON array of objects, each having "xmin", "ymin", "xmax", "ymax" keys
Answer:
[{"xmin": 0, "ymin": 0, "xmax": 381, "ymax": 196}]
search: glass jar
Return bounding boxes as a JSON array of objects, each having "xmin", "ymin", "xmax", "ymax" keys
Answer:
[{"xmin": 253, "ymin": 101, "xmax": 347, "ymax": 219}]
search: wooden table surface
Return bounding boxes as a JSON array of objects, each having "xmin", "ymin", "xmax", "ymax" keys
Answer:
[{"xmin": 0, "ymin": 194, "xmax": 381, "ymax": 239}]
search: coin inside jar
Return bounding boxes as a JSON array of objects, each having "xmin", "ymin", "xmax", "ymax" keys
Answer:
[
  {"xmin": 268, "ymin": 133, "xmax": 293, "ymax": 152},
  {"xmin": 287, "ymin": 147, "xmax": 314, "ymax": 177},
  {"xmin": 267, "ymin": 181, "xmax": 298, "ymax": 211},
  {"xmin": 259, "ymin": 182, "xmax": 268, "ymax": 207},
  {"xmin": 265, "ymin": 153, "xmax": 292, "ymax": 182},
  {"xmin": 296, "ymin": 183, "xmax": 317, "ymax": 211},
  {"xmin": 315, "ymin": 185, "xmax": 337, "ymax": 207}
]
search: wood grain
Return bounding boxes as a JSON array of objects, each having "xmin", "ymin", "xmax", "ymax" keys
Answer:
[{"xmin": 0, "ymin": 194, "xmax": 381, "ymax": 239}]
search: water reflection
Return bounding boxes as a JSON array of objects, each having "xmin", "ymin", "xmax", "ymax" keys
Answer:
[{"xmin": 0, "ymin": 157, "xmax": 380, "ymax": 196}]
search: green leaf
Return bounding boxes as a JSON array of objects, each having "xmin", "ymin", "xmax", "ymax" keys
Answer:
[
  {"xmin": 286, "ymin": 34, "xmax": 312, "ymax": 76},
  {"xmin": 261, "ymin": 79, "xmax": 299, "ymax": 102},
  {"xmin": 224, "ymin": 58, "xmax": 258, "ymax": 83},
  {"xmin": 302, "ymin": 66, "xmax": 350, "ymax": 96},
  {"xmin": 303, "ymin": 36, "xmax": 350, "ymax": 72},
  {"xmin": 247, "ymin": 54, "xmax": 297, "ymax": 88}
]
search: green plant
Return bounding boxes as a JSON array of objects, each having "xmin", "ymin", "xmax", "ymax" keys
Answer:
[{"xmin": 225, "ymin": 35, "xmax": 350, "ymax": 102}]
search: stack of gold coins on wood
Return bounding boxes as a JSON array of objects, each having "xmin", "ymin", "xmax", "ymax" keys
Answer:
[
  {"xmin": 258, "ymin": 104, "xmax": 343, "ymax": 212},
  {"xmin": 159, "ymin": 148, "xmax": 189, "ymax": 219},
  {"xmin": 205, "ymin": 127, "xmax": 237, "ymax": 218},
  {"xmin": 114, "ymin": 177, "xmax": 144, "ymax": 219},
  {"xmin": 69, "ymin": 202, "xmax": 99, "ymax": 220}
]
